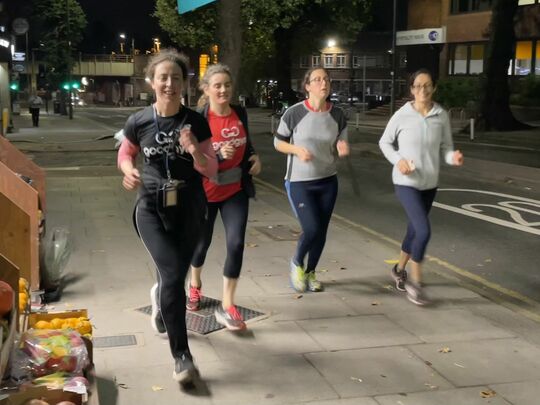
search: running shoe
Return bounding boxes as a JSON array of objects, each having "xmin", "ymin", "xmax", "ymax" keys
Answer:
[
  {"xmin": 391, "ymin": 264, "xmax": 407, "ymax": 292},
  {"xmin": 186, "ymin": 284, "xmax": 202, "ymax": 311},
  {"xmin": 405, "ymin": 281, "xmax": 429, "ymax": 306},
  {"xmin": 289, "ymin": 259, "xmax": 307, "ymax": 292},
  {"xmin": 214, "ymin": 305, "xmax": 246, "ymax": 331},
  {"xmin": 306, "ymin": 271, "xmax": 323, "ymax": 292},
  {"xmin": 173, "ymin": 351, "xmax": 199, "ymax": 384},
  {"xmin": 150, "ymin": 283, "xmax": 166, "ymax": 334}
]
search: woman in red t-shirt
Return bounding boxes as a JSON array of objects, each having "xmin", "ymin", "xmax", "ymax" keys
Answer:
[{"xmin": 188, "ymin": 64, "xmax": 261, "ymax": 330}]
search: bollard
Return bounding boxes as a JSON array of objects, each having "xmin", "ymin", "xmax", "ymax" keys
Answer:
[
  {"xmin": 470, "ymin": 118, "xmax": 475, "ymax": 141},
  {"xmin": 271, "ymin": 115, "xmax": 276, "ymax": 135},
  {"xmin": 2, "ymin": 108, "xmax": 8, "ymax": 136}
]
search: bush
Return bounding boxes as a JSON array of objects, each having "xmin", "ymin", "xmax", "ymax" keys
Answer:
[
  {"xmin": 434, "ymin": 77, "xmax": 480, "ymax": 109},
  {"xmin": 510, "ymin": 75, "xmax": 540, "ymax": 106}
]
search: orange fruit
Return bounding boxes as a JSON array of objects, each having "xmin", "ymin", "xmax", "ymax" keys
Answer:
[
  {"xmin": 50, "ymin": 318, "xmax": 64, "ymax": 329},
  {"xmin": 34, "ymin": 320, "xmax": 51, "ymax": 329}
]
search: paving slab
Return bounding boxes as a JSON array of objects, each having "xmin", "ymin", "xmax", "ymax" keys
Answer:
[
  {"xmin": 298, "ymin": 314, "xmax": 421, "ymax": 351},
  {"xmin": 375, "ymin": 386, "xmax": 512, "ymax": 405},
  {"xmin": 490, "ymin": 380, "xmax": 540, "ymax": 405},
  {"xmin": 306, "ymin": 346, "xmax": 453, "ymax": 397},
  {"xmin": 408, "ymin": 338, "xmax": 540, "ymax": 386}
]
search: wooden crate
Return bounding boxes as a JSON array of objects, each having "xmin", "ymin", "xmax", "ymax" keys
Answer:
[{"xmin": 0, "ymin": 254, "xmax": 19, "ymax": 380}]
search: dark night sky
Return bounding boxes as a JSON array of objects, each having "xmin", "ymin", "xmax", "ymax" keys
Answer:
[{"xmin": 78, "ymin": 0, "xmax": 169, "ymax": 53}]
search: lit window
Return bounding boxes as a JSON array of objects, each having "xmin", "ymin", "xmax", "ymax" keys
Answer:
[
  {"xmin": 312, "ymin": 55, "xmax": 320, "ymax": 67},
  {"xmin": 336, "ymin": 54, "xmax": 346, "ymax": 68},
  {"xmin": 469, "ymin": 44, "xmax": 484, "ymax": 74},
  {"xmin": 536, "ymin": 41, "xmax": 540, "ymax": 75},
  {"xmin": 514, "ymin": 41, "xmax": 532, "ymax": 75},
  {"xmin": 324, "ymin": 54, "xmax": 334, "ymax": 68},
  {"xmin": 454, "ymin": 45, "xmax": 468, "ymax": 74},
  {"xmin": 518, "ymin": 0, "xmax": 536, "ymax": 5}
]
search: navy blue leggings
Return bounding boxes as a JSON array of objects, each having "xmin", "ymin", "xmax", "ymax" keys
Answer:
[
  {"xmin": 286, "ymin": 175, "xmax": 338, "ymax": 272},
  {"xmin": 395, "ymin": 185, "xmax": 437, "ymax": 263},
  {"xmin": 191, "ymin": 190, "xmax": 249, "ymax": 279}
]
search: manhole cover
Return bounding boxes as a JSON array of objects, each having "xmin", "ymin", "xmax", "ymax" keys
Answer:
[
  {"xmin": 135, "ymin": 297, "xmax": 264, "ymax": 334},
  {"xmin": 254, "ymin": 225, "xmax": 300, "ymax": 241}
]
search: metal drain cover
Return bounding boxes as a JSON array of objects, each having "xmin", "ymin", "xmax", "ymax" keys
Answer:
[
  {"xmin": 135, "ymin": 296, "xmax": 264, "ymax": 334},
  {"xmin": 254, "ymin": 225, "xmax": 300, "ymax": 241},
  {"xmin": 93, "ymin": 335, "xmax": 137, "ymax": 348}
]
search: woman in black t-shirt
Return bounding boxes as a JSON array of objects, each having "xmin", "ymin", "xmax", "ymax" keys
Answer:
[{"xmin": 117, "ymin": 49, "xmax": 217, "ymax": 384}]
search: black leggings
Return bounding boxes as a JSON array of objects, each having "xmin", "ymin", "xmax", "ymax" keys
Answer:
[
  {"xmin": 191, "ymin": 191, "xmax": 249, "ymax": 279},
  {"xmin": 135, "ymin": 205, "xmax": 197, "ymax": 358},
  {"xmin": 286, "ymin": 175, "xmax": 338, "ymax": 272}
]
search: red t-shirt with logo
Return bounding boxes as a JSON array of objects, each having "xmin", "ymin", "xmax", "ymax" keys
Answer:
[{"xmin": 203, "ymin": 108, "xmax": 247, "ymax": 202}]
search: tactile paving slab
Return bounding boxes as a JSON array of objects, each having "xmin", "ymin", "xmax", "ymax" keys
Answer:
[
  {"xmin": 93, "ymin": 334, "xmax": 138, "ymax": 348},
  {"xmin": 135, "ymin": 296, "xmax": 264, "ymax": 334}
]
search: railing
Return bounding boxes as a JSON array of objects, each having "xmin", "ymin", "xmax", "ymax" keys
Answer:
[{"xmin": 77, "ymin": 54, "xmax": 133, "ymax": 63}]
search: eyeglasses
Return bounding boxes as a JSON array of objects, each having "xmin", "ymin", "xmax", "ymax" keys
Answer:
[
  {"xmin": 309, "ymin": 77, "xmax": 331, "ymax": 84},
  {"xmin": 412, "ymin": 83, "xmax": 434, "ymax": 91}
]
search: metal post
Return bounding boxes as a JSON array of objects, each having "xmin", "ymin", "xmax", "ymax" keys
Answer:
[
  {"xmin": 355, "ymin": 111, "xmax": 360, "ymax": 130},
  {"xmin": 390, "ymin": 0, "xmax": 397, "ymax": 115},
  {"xmin": 362, "ymin": 55, "xmax": 366, "ymax": 113},
  {"xmin": 470, "ymin": 118, "xmax": 475, "ymax": 141},
  {"xmin": 349, "ymin": 45, "xmax": 354, "ymax": 107},
  {"xmin": 67, "ymin": 0, "xmax": 73, "ymax": 119}
]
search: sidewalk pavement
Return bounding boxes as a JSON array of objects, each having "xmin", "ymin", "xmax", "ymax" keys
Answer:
[{"xmin": 7, "ymin": 111, "xmax": 540, "ymax": 405}]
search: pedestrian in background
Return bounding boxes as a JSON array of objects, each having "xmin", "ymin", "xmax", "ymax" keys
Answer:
[
  {"xmin": 28, "ymin": 93, "xmax": 43, "ymax": 127},
  {"xmin": 117, "ymin": 49, "xmax": 217, "ymax": 383},
  {"xmin": 379, "ymin": 68, "xmax": 464, "ymax": 306},
  {"xmin": 274, "ymin": 67, "xmax": 349, "ymax": 293},
  {"xmin": 187, "ymin": 63, "xmax": 261, "ymax": 331}
]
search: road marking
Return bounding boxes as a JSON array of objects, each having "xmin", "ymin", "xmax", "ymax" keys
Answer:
[
  {"xmin": 44, "ymin": 166, "xmax": 81, "ymax": 171},
  {"xmin": 454, "ymin": 141, "xmax": 539, "ymax": 152},
  {"xmin": 435, "ymin": 189, "xmax": 540, "ymax": 236},
  {"xmin": 254, "ymin": 178, "xmax": 540, "ymax": 322}
]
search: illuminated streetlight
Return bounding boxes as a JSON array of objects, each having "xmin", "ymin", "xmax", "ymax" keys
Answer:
[
  {"xmin": 119, "ymin": 33, "xmax": 126, "ymax": 54},
  {"xmin": 153, "ymin": 37, "xmax": 161, "ymax": 53},
  {"xmin": 327, "ymin": 39, "xmax": 336, "ymax": 48}
]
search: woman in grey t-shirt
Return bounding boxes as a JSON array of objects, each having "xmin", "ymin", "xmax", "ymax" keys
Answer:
[
  {"xmin": 379, "ymin": 68, "xmax": 463, "ymax": 305},
  {"xmin": 274, "ymin": 67, "xmax": 350, "ymax": 293}
]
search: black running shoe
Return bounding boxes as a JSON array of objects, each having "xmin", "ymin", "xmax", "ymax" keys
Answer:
[
  {"xmin": 391, "ymin": 264, "xmax": 407, "ymax": 292},
  {"xmin": 150, "ymin": 284, "xmax": 166, "ymax": 334},
  {"xmin": 173, "ymin": 352, "xmax": 199, "ymax": 383}
]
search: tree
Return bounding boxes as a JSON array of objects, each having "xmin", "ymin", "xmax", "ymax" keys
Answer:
[
  {"xmin": 478, "ymin": 0, "xmax": 527, "ymax": 131},
  {"xmin": 32, "ymin": 0, "xmax": 87, "ymax": 90},
  {"xmin": 154, "ymin": 0, "xmax": 371, "ymax": 99}
]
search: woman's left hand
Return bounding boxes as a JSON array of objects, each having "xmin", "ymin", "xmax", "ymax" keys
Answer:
[
  {"xmin": 180, "ymin": 126, "xmax": 198, "ymax": 155},
  {"xmin": 337, "ymin": 140, "xmax": 350, "ymax": 157},
  {"xmin": 248, "ymin": 154, "xmax": 261, "ymax": 176},
  {"xmin": 453, "ymin": 149, "xmax": 464, "ymax": 166}
]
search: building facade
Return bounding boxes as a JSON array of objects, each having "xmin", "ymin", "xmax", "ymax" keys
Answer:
[{"xmin": 404, "ymin": 0, "xmax": 540, "ymax": 79}]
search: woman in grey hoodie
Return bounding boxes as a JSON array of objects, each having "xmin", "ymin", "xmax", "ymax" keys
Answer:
[{"xmin": 379, "ymin": 68, "xmax": 463, "ymax": 305}]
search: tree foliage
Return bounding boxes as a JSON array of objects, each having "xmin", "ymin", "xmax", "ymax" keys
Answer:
[
  {"xmin": 32, "ymin": 0, "xmax": 87, "ymax": 89},
  {"xmin": 154, "ymin": 0, "xmax": 372, "ymax": 96}
]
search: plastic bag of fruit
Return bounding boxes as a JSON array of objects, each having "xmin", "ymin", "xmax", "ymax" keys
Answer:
[{"xmin": 19, "ymin": 328, "xmax": 89, "ymax": 377}]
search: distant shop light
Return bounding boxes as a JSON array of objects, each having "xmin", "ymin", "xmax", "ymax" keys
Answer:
[
  {"xmin": 81, "ymin": 77, "xmax": 89, "ymax": 86},
  {"xmin": 0, "ymin": 38, "xmax": 9, "ymax": 48}
]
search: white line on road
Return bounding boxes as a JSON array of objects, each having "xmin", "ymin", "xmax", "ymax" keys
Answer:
[{"xmin": 44, "ymin": 166, "xmax": 81, "ymax": 171}]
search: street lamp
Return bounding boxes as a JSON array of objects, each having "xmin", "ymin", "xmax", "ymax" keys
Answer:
[
  {"xmin": 327, "ymin": 38, "xmax": 336, "ymax": 48},
  {"xmin": 153, "ymin": 38, "xmax": 161, "ymax": 53},
  {"xmin": 119, "ymin": 33, "xmax": 126, "ymax": 54}
]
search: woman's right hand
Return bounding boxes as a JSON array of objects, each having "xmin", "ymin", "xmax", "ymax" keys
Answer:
[
  {"xmin": 296, "ymin": 147, "xmax": 313, "ymax": 162},
  {"xmin": 122, "ymin": 167, "xmax": 141, "ymax": 190},
  {"xmin": 219, "ymin": 143, "xmax": 235, "ymax": 160},
  {"xmin": 397, "ymin": 159, "xmax": 414, "ymax": 175}
]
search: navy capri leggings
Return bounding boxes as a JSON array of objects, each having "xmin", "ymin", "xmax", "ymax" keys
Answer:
[{"xmin": 394, "ymin": 185, "xmax": 437, "ymax": 263}]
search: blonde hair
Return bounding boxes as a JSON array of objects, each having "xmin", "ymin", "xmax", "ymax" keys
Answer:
[
  {"xmin": 145, "ymin": 48, "xmax": 189, "ymax": 81},
  {"xmin": 197, "ymin": 63, "xmax": 233, "ymax": 108}
]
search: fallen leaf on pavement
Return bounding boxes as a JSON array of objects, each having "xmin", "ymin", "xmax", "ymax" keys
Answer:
[
  {"xmin": 245, "ymin": 243, "xmax": 258, "ymax": 248},
  {"xmin": 320, "ymin": 269, "xmax": 328, "ymax": 272},
  {"xmin": 371, "ymin": 301, "xmax": 380, "ymax": 306},
  {"xmin": 151, "ymin": 385, "xmax": 164, "ymax": 391},
  {"xmin": 331, "ymin": 260, "xmax": 338, "ymax": 263},
  {"xmin": 294, "ymin": 295, "xmax": 303, "ymax": 299},
  {"xmin": 454, "ymin": 363, "xmax": 466, "ymax": 368},
  {"xmin": 350, "ymin": 377, "xmax": 363, "ymax": 382},
  {"xmin": 339, "ymin": 267, "xmax": 347, "ymax": 270},
  {"xmin": 438, "ymin": 347, "xmax": 452, "ymax": 353},
  {"xmin": 485, "ymin": 258, "xmax": 492, "ymax": 263},
  {"xmin": 383, "ymin": 284, "xmax": 394, "ymax": 290},
  {"xmin": 424, "ymin": 383, "xmax": 438, "ymax": 389},
  {"xmin": 480, "ymin": 389, "xmax": 496, "ymax": 398},
  {"xmin": 264, "ymin": 274, "xmax": 272, "ymax": 277}
]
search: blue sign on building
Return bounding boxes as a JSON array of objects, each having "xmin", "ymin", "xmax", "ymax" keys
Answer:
[{"xmin": 177, "ymin": 0, "xmax": 216, "ymax": 14}]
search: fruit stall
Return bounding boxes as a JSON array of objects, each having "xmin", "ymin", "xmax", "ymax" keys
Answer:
[{"xmin": 0, "ymin": 139, "xmax": 99, "ymax": 404}]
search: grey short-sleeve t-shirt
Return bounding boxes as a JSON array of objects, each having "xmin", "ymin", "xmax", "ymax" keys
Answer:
[{"xmin": 275, "ymin": 101, "xmax": 348, "ymax": 182}]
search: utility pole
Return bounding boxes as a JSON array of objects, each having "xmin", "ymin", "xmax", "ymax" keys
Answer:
[
  {"xmin": 390, "ymin": 0, "xmax": 397, "ymax": 116},
  {"xmin": 67, "ymin": 0, "xmax": 73, "ymax": 119}
]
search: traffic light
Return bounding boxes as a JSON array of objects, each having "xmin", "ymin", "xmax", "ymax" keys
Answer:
[
  {"xmin": 61, "ymin": 81, "xmax": 81, "ymax": 90},
  {"xmin": 9, "ymin": 81, "xmax": 19, "ymax": 91}
]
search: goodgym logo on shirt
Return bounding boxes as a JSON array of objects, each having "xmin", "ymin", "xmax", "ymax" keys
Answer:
[
  {"xmin": 213, "ymin": 123, "xmax": 246, "ymax": 150},
  {"xmin": 143, "ymin": 129, "xmax": 186, "ymax": 157}
]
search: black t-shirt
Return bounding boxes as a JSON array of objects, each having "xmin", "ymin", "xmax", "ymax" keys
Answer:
[{"xmin": 124, "ymin": 105, "xmax": 212, "ymax": 198}]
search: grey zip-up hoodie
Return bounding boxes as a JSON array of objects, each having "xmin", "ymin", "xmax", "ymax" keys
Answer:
[{"xmin": 379, "ymin": 101, "xmax": 455, "ymax": 190}]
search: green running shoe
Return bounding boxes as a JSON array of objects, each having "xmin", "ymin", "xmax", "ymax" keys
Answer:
[
  {"xmin": 306, "ymin": 271, "xmax": 323, "ymax": 292},
  {"xmin": 289, "ymin": 260, "xmax": 307, "ymax": 292}
]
